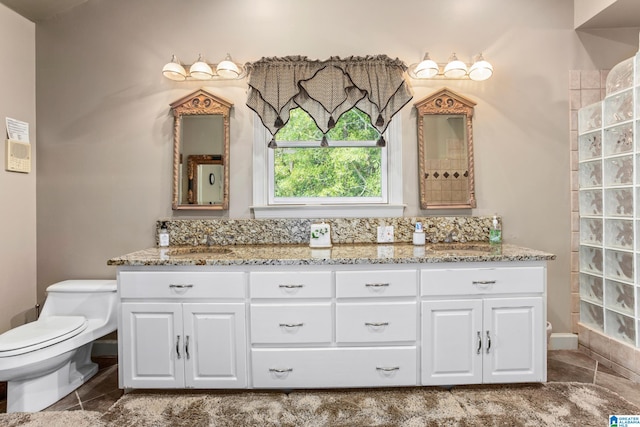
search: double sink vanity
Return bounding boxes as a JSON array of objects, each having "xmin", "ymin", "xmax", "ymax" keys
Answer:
[
  {"xmin": 136, "ymin": 74, "xmax": 559, "ymax": 392},
  {"xmin": 108, "ymin": 220, "xmax": 555, "ymax": 391}
]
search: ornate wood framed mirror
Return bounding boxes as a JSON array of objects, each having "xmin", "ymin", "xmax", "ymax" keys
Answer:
[
  {"xmin": 171, "ymin": 89, "xmax": 232, "ymax": 210},
  {"xmin": 415, "ymin": 88, "xmax": 477, "ymax": 210}
]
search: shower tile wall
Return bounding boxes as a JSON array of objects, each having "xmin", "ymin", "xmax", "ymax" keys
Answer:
[
  {"xmin": 577, "ymin": 54, "xmax": 640, "ymax": 354},
  {"xmin": 571, "ymin": 69, "xmax": 608, "ymax": 335}
]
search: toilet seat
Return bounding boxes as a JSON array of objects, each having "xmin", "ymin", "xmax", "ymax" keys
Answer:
[{"xmin": 0, "ymin": 316, "xmax": 87, "ymax": 357}]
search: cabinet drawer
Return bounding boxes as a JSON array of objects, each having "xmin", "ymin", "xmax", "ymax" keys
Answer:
[
  {"xmin": 420, "ymin": 266, "xmax": 545, "ymax": 296},
  {"xmin": 336, "ymin": 270, "xmax": 417, "ymax": 298},
  {"xmin": 252, "ymin": 347, "xmax": 417, "ymax": 388},
  {"xmin": 250, "ymin": 303, "xmax": 332, "ymax": 344},
  {"xmin": 119, "ymin": 271, "xmax": 245, "ymax": 299},
  {"xmin": 250, "ymin": 271, "xmax": 332, "ymax": 299},
  {"xmin": 336, "ymin": 302, "xmax": 417, "ymax": 343}
]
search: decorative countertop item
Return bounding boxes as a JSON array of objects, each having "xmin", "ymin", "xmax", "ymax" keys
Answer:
[{"xmin": 309, "ymin": 222, "xmax": 332, "ymax": 248}]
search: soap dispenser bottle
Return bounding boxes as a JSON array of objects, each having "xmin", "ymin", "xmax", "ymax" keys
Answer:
[
  {"xmin": 489, "ymin": 215, "xmax": 502, "ymax": 244},
  {"xmin": 413, "ymin": 221, "xmax": 426, "ymax": 245},
  {"xmin": 159, "ymin": 221, "xmax": 170, "ymax": 247}
]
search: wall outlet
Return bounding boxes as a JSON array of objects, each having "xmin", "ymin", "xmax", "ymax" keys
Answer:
[{"xmin": 377, "ymin": 225, "xmax": 394, "ymax": 243}]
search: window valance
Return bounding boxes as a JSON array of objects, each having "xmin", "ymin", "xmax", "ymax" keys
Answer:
[{"xmin": 246, "ymin": 55, "xmax": 413, "ymax": 147}]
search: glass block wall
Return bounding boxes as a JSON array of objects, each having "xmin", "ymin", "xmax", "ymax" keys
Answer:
[{"xmin": 578, "ymin": 53, "xmax": 639, "ymax": 348}]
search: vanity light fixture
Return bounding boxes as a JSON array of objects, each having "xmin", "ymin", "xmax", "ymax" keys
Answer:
[
  {"xmin": 162, "ymin": 53, "xmax": 246, "ymax": 81},
  {"xmin": 189, "ymin": 54, "xmax": 214, "ymax": 80},
  {"xmin": 443, "ymin": 53, "xmax": 467, "ymax": 78},
  {"xmin": 408, "ymin": 52, "xmax": 494, "ymax": 81},
  {"xmin": 162, "ymin": 55, "xmax": 187, "ymax": 81},
  {"xmin": 413, "ymin": 53, "xmax": 439, "ymax": 79},
  {"xmin": 468, "ymin": 53, "xmax": 493, "ymax": 81},
  {"xmin": 216, "ymin": 53, "xmax": 241, "ymax": 79}
]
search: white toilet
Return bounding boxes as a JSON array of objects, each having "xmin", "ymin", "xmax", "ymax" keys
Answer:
[{"xmin": 0, "ymin": 279, "xmax": 118, "ymax": 413}]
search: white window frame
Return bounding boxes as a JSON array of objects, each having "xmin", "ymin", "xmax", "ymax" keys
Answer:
[{"xmin": 252, "ymin": 113, "xmax": 405, "ymax": 219}]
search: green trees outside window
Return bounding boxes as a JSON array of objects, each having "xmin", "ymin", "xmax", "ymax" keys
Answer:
[{"xmin": 273, "ymin": 108, "xmax": 383, "ymax": 199}]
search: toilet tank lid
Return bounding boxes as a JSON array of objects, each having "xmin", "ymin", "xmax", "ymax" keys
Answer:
[{"xmin": 47, "ymin": 280, "xmax": 117, "ymax": 293}]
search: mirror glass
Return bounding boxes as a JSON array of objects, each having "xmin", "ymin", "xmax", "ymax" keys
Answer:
[
  {"xmin": 171, "ymin": 89, "xmax": 232, "ymax": 210},
  {"xmin": 415, "ymin": 88, "xmax": 476, "ymax": 209}
]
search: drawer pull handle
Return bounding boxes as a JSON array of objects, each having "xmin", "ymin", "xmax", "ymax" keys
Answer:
[
  {"xmin": 279, "ymin": 323, "xmax": 304, "ymax": 328},
  {"xmin": 279, "ymin": 284, "xmax": 304, "ymax": 289},
  {"xmin": 269, "ymin": 368, "xmax": 293, "ymax": 373},
  {"xmin": 169, "ymin": 284, "xmax": 194, "ymax": 289},
  {"xmin": 472, "ymin": 280, "xmax": 496, "ymax": 285},
  {"xmin": 476, "ymin": 331, "xmax": 482, "ymax": 354},
  {"xmin": 365, "ymin": 322, "xmax": 389, "ymax": 327},
  {"xmin": 376, "ymin": 366, "xmax": 400, "ymax": 372},
  {"xmin": 185, "ymin": 335, "xmax": 190, "ymax": 360},
  {"xmin": 365, "ymin": 283, "xmax": 390, "ymax": 288},
  {"xmin": 486, "ymin": 331, "xmax": 492, "ymax": 354},
  {"xmin": 176, "ymin": 335, "xmax": 181, "ymax": 359}
]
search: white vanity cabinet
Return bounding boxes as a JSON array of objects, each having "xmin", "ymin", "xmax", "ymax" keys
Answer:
[
  {"xmin": 115, "ymin": 258, "xmax": 549, "ymax": 391},
  {"xmin": 420, "ymin": 265, "xmax": 546, "ymax": 386},
  {"xmin": 118, "ymin": 271, "xmax": 247, "ymax": 389}
]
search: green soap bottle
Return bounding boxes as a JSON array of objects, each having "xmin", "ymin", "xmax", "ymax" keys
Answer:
[{"xmin": 489, "ymin": 215, "xmax": 502, "ymax": 244}]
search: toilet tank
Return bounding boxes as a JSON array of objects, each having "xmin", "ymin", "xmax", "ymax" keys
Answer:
[{"xmin": 39, "ymin": 280, "xmax": 117, "ymax": 322}]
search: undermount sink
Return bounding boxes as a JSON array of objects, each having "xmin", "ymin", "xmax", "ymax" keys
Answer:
[
  {"xmin": 426, "ymin": 243, "xmax": 496, "ymax": 255},
  {"xmin": 167, "ymin": 246, "xmax": 234, "ymax": 257}
]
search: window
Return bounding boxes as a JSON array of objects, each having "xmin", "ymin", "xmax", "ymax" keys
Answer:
[
  {"xmin": 270, "ymin": 108, "xmax": 385, "ymax": 204},
  {"xmin": 252, "ymin": 109, "xmax": 404, "ymax": 218}
]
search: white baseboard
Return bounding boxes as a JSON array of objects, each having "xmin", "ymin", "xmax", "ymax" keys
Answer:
[{"xmin": 549, "ymin": 333, "xmax": 578, "ymax": 350}]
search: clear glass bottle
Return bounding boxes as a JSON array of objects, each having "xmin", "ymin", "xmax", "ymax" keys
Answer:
[{"xmin": 489, "ymin": 215, "xmax": 502, "ymax": 245}]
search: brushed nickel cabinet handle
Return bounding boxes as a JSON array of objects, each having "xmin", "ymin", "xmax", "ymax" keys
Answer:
[
  {"xmin": 185, "ymin": 335, "xmax": 190, "ymax": 360},
  {"xmin": 486, "ymin": 331, "xmax": 492, "ymax": 353},
  {"xmin": 279, "ymin": 323, "xmax": 304, "ymax": 328},
  {"xmin": 176, "ymin": 335, "xmax": 181, "ymax": 359},
  {"xmin": 278, "ymin": 284, "xmax": 304, "ymax": 289},
  {"xmin": 477, "ymin": 331, "xmax": 482, "ymax": 354},
  {"xmin": 365, "ymin": 283, "xmax": 390, "ymax": 287},
  {"xmin": 365, "ymin": 322, "xmax": 389, "ymax": 327},
  {"xmin": 376, "ymin": 366, "xmax": 400, "ymax": 372},
  {"xmin": 269, "ymin": 368, "xmax": 293, "ymax": 373},
  {"xmin": 472, "ymin": 280, "xmax": 496, "ymax": 285},
  {"xmin": 169, "ymin": 284, "xmax": 194, "ymax": 289}
]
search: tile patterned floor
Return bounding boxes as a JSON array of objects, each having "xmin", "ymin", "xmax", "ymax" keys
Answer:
[{"xmin": 1, "ymin": 350, "xmax": 639, "ymax": 413}]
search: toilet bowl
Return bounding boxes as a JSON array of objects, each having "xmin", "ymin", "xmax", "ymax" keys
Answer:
[{"xmin": 0, "ymin": 279, "xmax": 117, "ymax": 413}]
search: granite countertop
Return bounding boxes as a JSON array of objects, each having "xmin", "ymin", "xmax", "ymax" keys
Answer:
[{"xmin": 107, "ymin": 242, "xmax": 556, "ymax": 267}]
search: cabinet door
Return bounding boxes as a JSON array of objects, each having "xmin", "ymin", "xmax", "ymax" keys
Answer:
[
  {"xmin": 182, "ymin": 303, "xmax": 247, "ymax": 388},
  {"xmin": 421, "ymin": 299, "xmax": 483, "ymax": 385},
  {"xmin": 120, "ymin": 302, "xmax": 184, "ymax": 388},
  {"xmin": 482, "ymin": 297, "xmax": 544, "ymax": 383}
]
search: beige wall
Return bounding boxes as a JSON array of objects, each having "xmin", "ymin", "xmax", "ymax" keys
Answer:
[
  {"xmin": 574, "ymin": 0, "xmax": 616, "ymax": 28},
  {"xmin": 34, "ymin": 0, "xmax": 640, "ymax": 335},
  {"xmin": 0, "ymin": 4, "xmax": 36, "ymax": 333}
]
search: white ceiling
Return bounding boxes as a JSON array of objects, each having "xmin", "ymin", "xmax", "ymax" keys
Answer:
[
  {"xmin": 2, "ymin": 0, "xmax": 640, "ymax": 27},
  {"xmin": 0, "ymin": 0, "xmax": 88, "ymax": 22}
]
